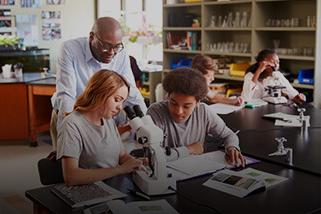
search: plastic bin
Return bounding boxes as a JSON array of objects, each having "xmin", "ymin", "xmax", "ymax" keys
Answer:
[
  {"xmin": 229, "ymin": 62, "xmax": 250, "ymax": 77},
  {"xmin": 170, "ymin": 58, "xmax": 192, "ymax": 69},
  {"xmin": 297, "ymin": 69, "xmax": 314, "ymax": 85}
]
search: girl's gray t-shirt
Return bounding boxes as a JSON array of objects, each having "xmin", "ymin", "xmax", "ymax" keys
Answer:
[{"xmin": 57, "ymin": 111, "xmax": 124, "ymax": 169}]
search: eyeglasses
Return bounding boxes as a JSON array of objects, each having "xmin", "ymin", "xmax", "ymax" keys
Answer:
[{"xmin": 94, "ymin": 34, "xmax": 124, "ymax": 54}]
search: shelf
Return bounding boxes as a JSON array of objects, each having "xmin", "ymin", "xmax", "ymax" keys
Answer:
[
  {"xmin": 255, "ymin": 0, "xmax": 296, "ymax": 2},
  {"xmin": 163, "ymin": 3, "xmax": 201, "ymax": 8},
  {"xmin": 204, "ymin": 51, "xmax": 251, "ymax": 57},
  {"xmin": 142, "ymin": 81, "xmax": 150, "ymax": 86},
  {"xmin": 0, "ymin": 16, "xmax": 14, "ymax": 21},
  {"xmin": 0, "ymin": 5, "xmax": 14, "ymax": 9},
  {"xmin": 278, "ymin": 55, "xmax": 315, "ymax": 61},
  {"xmin": 163, "ymin": 27, "xmax": 201, "ymax": 31},
  {"xmin": 0, "ymin": 27, "xmax": 16, "ymax": 33},
  {"xmin": 164, "ymin": 49, "xmax": 202, "ymax": 54},
  {"xmin": 204, "ymin": 27, "xmax": 252, "ymax": 31},
  {"xmin": 142, "ymin": 94, "xmax": 150, "ymax": 99},
  {"xmin": 204, "ymin": 0, "xmax": 252, "ymax": 5},
  {"xmin": 255, "ymin": 27, "xmax": 316, "ymax": 31},
  {"xmin": 0, "ymin": 49, "xmax": 50, "ymax": 57},
  {"xmin": 291, "ymin": 82, "xmax": 314, "ymax": 89},
  {"xmin": 214, "ymin": 73, "xmax": 244, "ymax": 81}
]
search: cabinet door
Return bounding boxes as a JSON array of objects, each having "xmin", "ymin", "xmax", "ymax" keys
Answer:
[{"xmin": 0, "ymin": 83, "xmax": 29, "ymax": 141}]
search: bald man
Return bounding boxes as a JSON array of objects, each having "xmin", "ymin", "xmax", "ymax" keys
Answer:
[{"xmin": 50, "ymin": 17, "xmax": 147, "ymax": 150}]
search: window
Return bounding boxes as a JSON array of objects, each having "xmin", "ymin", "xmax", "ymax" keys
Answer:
[{"xmin": 97, "ymin": 0, "xmax": 162, "ymax": 67}]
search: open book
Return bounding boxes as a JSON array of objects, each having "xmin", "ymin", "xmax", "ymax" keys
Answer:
[
  {"xmin": 203, "ymin": 168, "xmax": 287, "ymax": 198},
  {"xmin": 167, "ymin": 150, "xmax": 259, "ymax": 181},
  {"xmin": 105, "ymin": 199, "xmax": 179, "ymax": 214},
  {"xmin": 51, "ymin": 181, "xmax": 126, "ymax": 208}
]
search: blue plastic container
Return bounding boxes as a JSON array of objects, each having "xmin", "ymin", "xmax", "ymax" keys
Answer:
[
  {"xmin": 170, "ymin": 58, "xmax": 192, "ymax": 69},
  {"xmin": 298, "ymin": 69, "xmax": 314, "ymax": 85}
]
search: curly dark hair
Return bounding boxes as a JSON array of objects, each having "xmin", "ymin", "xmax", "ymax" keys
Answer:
[
  {"xmin": 192, "ymin": 54, "xmax": 215, "ymax": 75},
  {"xmin": 247, "ymin": 49, "xmax": 276, "ymax": 74},
  {"xmin": 255, "ymin": 49, "xmax": 276, "ymax": 62},
  {"xmin": 163, "ymin": 68, "xmax": 208, "ymax": 101}
]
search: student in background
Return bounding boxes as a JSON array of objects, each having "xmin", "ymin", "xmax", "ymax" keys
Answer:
[
  {"xmin": 129, "ymin": 55, "xmax": 142, "ymax": 87},
  {"xmin": 241, "ymin": 49, "xmax": 305, "ymax": 105},
  {"xmin": 192, "ymin": 54, "xmax": 243, "ymax": 106},
  {"xmin": 147, "ymin": 68, "xmax": 245, "ymax": 166},
  {"xmin": 57, "ymin": 70, "xmax": 143, "ymax": 186}
]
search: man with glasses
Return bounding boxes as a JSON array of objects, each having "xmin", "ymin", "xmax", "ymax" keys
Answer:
[{"xmin": 50, "ymin": 17, "xmax": 147, "ymax": 150}]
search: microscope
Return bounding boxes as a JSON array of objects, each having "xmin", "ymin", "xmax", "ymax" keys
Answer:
[
  {"xmin": 268, "ymin": 137, "xmax": 293, "ymax": 165},
  {"xmin": 124, "ymin": 105, "xmax": 176, "ymax": 196},
  {"xmin": 263, "ymin": 85, "xmax": 288, "ymax": 104},
  {"xmin": 262, "ymin": 72, "xmax": 288, "ymax": 104}
]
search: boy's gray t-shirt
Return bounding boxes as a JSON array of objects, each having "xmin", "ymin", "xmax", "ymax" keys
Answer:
[
  {"xmin": 147, "ymin": 101, "xmax": 239, "ymax": 160},
  {"xmin": 57, "ymin": 111, "xmax": 125, "ymax": 169}
]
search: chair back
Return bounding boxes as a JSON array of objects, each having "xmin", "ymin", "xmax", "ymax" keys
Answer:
[{"xmin": 38, "ymin": 151, "xmax": 64, "ymax": 185}]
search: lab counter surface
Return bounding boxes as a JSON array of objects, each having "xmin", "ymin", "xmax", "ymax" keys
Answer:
[{"xmin": 220, "ymin": 103, "xmax": 321, "ymax": 175}]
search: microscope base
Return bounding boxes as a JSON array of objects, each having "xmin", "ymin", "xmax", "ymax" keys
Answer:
[
  {"xmin": 263, "ymin": 96, "xmax": 287, "ymax": 104},
  {"xmin": 133, "ymin": 170, "xmax": 176, "ymax": 196}
]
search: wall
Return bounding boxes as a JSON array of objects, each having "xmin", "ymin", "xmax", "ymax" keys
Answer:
[
  {"xmin": 11, "ymin": 0, "xmax": 95, "ymax": 73},
  {"xmin": 40, "ymin": 0, "xmax": 95, "ymax": 73},
  {"xmin": 315, "ymin": 1, "xmax": 321, "ymax": 108}
]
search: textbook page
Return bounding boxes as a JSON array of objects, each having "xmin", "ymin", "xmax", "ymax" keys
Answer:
[
  {"xmin": 208, "ymin": 103, "xmax": 244, "ymax": 114},
  {"xmin": 240, "ymin": 168, "xmax": 288, "ymax": 188},
  {"xmin": 107, "ymin": 199, "xmax": 179, "ymax": 214},
  {"xmin": 203, "ymin": 169, "xmax": 265, "ymax": 198}
]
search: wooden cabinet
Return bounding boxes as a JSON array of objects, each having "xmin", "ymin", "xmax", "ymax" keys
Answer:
[
  {"xmin": 163, "ymin": 0, "xmax": 317, "ymax": 101},
  {"xmin": 0, "ymin": 78, "xmax": 55, "ymax": 145},
  {"xmin": 27, "ymin": 81, "xmax": 55, "ymax": 146},
  {"xmin": 0, "ymin": 83, "xmax": 29, "ymax": 141}
]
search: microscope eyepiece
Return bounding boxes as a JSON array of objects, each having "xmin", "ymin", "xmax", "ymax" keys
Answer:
[
  {"xmin": 133, "ymin": 105, "xmax": 144, "ymax": 118},
  {"xmin": 124, "ymin": 106, "xmax": 136, "ymax": 120}
]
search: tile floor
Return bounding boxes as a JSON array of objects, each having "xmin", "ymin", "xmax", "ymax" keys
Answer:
[{"xmin": 0, "ymin": 134, "xmax": 52, "ymax": 214}]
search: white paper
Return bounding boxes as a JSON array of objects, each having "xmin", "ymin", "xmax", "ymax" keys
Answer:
[
  {"xmin": 264, "ymin": 112, "xmax": 310, "ymax": 127},
  {"xmin": 275, "ymin": 116, "xmax": 310, "ymax": 127},
  {"xmin": 263, "ymin": 112, "xmax": 289, "ymax": 119},
  {"xmin": 167, "ymin": 151, "xmax": 259, "ymax": 181},
  {"xmin": 208, "ymin": 103, "xmax": 244, "ymax": 115},
  {"xmin": 167, "ymin": 153, "xmax": 226, "ymax": 176},
  {"xmin": 107, "ymin": 199, "xmax": 179, "ymax": 214}
]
